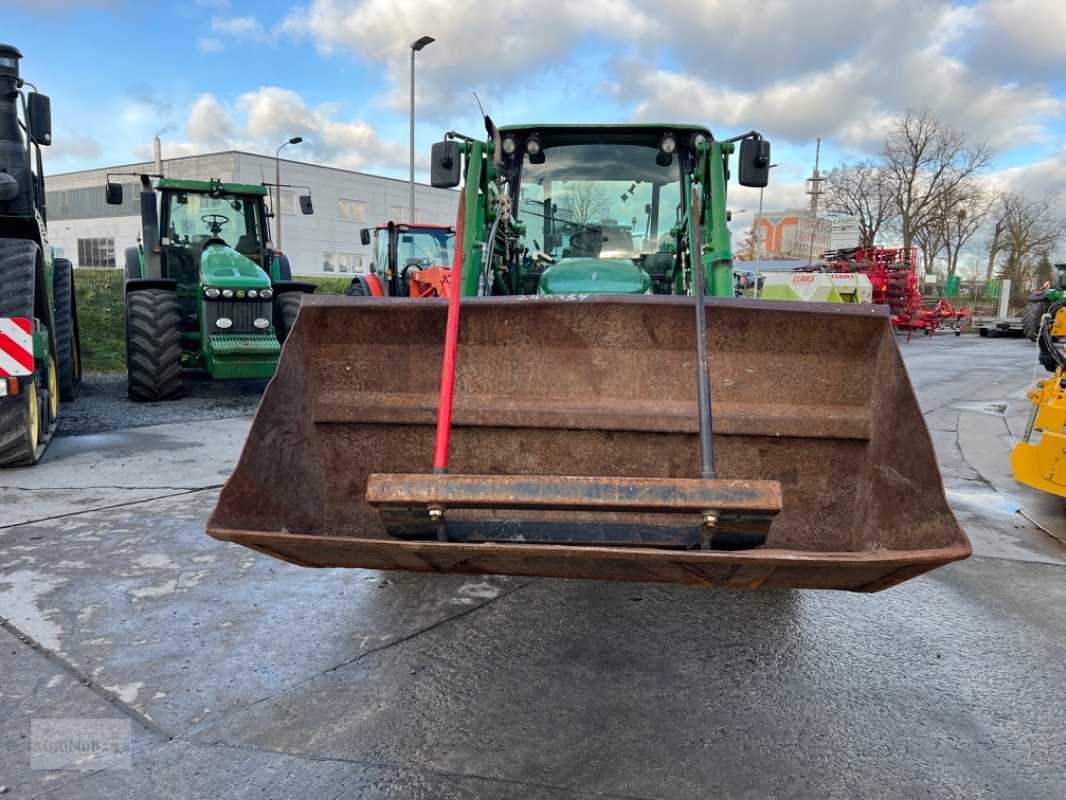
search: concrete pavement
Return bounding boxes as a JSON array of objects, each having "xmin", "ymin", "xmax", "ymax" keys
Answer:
[{"xmin": 1, "ymin": 334, "xmax": 1064, "ymax": 799}]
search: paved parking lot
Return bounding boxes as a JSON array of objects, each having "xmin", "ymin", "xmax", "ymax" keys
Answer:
[{"xmin": 1, "ymin": 334, "xmax": 1064, "ymax": 799}]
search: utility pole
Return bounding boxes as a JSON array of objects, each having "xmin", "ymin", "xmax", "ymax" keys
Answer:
[{"xmin": 806, "ymin": 138, "xmax": 824, "ymax": 266}]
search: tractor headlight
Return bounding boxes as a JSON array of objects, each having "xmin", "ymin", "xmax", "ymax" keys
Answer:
[
  {"xmin": 691, "ymin": 133, "xmax": 708, "ymax": 153},
  {"xmin": 660, "ymin": 134, "xmax": 677, "ymax": 155},
  {"xmin": 222, "ymin": 289, "xmax": 234, "ymax": 298},
  {"xmin": 501, "ymin": 136, "xmax": 517, "ymax": 155},
  {"xmin": 247, "ymin": 289, "xmax": 258, "ymax": 299},
  {"xmin": 253, "ymin": 318, "xmax": 271, "ymax": 330},
  {"xmin": 215, "ymin": 317, "xmax": 233, "ymax": 329},
  {"xmin": 260, "ymin": 288, "xmax": 273, "ymax": 299},
  {"xmin": 205, "ymin": 287, "xmax": 220, "ymax": 299}
]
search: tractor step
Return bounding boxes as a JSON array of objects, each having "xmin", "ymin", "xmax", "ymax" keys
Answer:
[{"xmin": 366, "ymin": 473, "xmax": 782, "ymax": 550}]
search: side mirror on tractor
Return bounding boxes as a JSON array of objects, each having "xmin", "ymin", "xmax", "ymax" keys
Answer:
[
  {"xmin": 105, "ymin": 182, "xmax": 123, "ymax": 205},
  {"xmin": 360, "ymin": 228, "xmax": 372, "ymax": 246},
  {"xmin": 299, "ymin": 194, "xmax": 314, "ymax": 215},
  {"xmin": 430, "ymin": 141, "xmax": 462, "ymax": 188},
  {"xmin": 738, "ymin": 138, "xmax": 771, "ymax": 188},
  {"xmin": 27, "ymin": 92, "xmax": 52, "ymax": 146}
]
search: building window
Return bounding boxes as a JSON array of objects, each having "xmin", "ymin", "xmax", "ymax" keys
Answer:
[
  {"xmin": 390, "ymin": 205, "xmax": 404, "ymax": 221},
  {"xmin": 327, "ymin": 253, "xmax": 364, "ymax": 274},
  {"xmin": 77, "ymin": 237, "xmax": 115, "ymax": 268},
  {"xmin": 339, "ymin": 198, "xmax": 365, "ymax": 222}
]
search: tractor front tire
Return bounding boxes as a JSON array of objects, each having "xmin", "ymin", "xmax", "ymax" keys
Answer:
[
  {"xmin": 54, "ymin": 257, "xmax": 82, "ymax": 402},
  {"xmin": 275, "ymin": 292, "xmax": 303, "ymax": 342},
  {"xmin": 1021, "ymin": 300, "xmax": 1049, "ymax": 341},
  {"xmin": 126, "ymin": 289, "xmax": 182, "ymax": 402}
]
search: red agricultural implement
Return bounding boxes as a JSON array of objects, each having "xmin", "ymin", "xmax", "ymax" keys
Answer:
[{"xmin": 823, "ymin": 246, "xmax": 967, "ymax": 337}]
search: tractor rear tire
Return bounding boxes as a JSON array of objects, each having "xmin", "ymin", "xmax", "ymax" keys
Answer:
[
  {"xmin": 0, "ymin": 385, "xmax": 40, "ymax": 467},
  {"xmin": 275, "ymin": 292, "xmax": 303, "ymax": 342},
  {"xmin": 126, "ymin": 289, "xmax": 182, "ymax": 402},
  {"xmin": 1022, "ymin": 300, "xmax": 1049, "ymax": 341},
  {"xmin": 54, "ymin": 258, "xmax": 82, "ymax": 402},
  {"xmin": 0, "ymin": 238, "xmax": 42, "ymax": 467}
]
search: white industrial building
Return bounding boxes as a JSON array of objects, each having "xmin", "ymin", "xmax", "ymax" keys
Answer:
[{"xmin": 44, "ymin": 151, "xmax": 458, "ymax": 276}]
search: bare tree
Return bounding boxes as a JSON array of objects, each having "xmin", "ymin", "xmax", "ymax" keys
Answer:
[
  {"xmin": 734, "ymin": 225, "xmax": 757, "ymax": 260},
  {"xmin": 823, "ymin": 159, "xmax": 894, "ymax": 247},
  {"xmin": 923, "ymin": 179, "xmax": 997, "ymax": 277},
  {"xmin": 556, "ymin": 182, "xmax": 610, "ymax": 225},
  {"xmin": 881, "ymin": 108, "xmax": 993, "ymax": 254},
  {"xmin": 991, "ymin": 191, "xmax": 1063, "ymax": 303}
]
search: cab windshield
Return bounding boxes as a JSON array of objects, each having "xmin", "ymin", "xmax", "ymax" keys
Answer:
[
  {"xmin": 163, "ymin": 191, "xmax": 264, "ymax": 259},
  {"xmin": 516, "ymin": 142, "xmax": 682, "ymax": 261},
  {"xmin": 373, "ymin": 227, "xmax": 455, "ymax": 271}
]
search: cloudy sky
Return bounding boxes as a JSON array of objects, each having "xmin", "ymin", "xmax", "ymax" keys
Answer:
[{"xmin": 10, "ymin": 0, "xmax": 1066, "ymax": 230}]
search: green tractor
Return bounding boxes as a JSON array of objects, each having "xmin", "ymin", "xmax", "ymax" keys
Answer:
[
  {"xmin": 106, "ymin": 176, "xmax": 316, "ymax": 401},
  {"xmin": 426, "ymin": 122, "xmax": 766, "ymax": 298},
  {"xmin": 207, "ymin": 118, "xmax": 970, "ymax": 592},
  {"xmin": 0, "ymin": 44, "xmax": 81, "ymax": 467},
  {"xmin": 1022, "ymin": 263, "xmax": 1066, "ymax": 341}
]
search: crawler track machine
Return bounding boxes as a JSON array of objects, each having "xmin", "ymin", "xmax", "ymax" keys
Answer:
[{"xmin": 0, "ymin": 44, "xmax": 81, "ymax": 467}]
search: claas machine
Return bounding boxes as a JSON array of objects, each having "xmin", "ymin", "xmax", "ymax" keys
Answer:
[
  {"xmin": 208, "ymin": 120, "xmax": 970, "ymax": 591},
  {"xmin": 0, "ymin": 44, "xmax": 81, "ymax": 467},
  {"xmin": 106, "ymin": 176, "xmax": 316, "ymax": 401}
]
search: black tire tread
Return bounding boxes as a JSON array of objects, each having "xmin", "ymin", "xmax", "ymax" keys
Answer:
[
  {"xmin": 1021, "ymin": 300, "xmax": 1049, "ymax": 342},
  {"xmin": 54, "ymin": 257, "xmax": 81, "ymax": 401},
  {"xmin": 0, "ymin": 238, "xmax": 40, "ymax": 466},
  {"xmin": 276, "ymin": 292, "xmax": 303, "ymax": 342},
  {"xmin": 126, "ymin": 289, "xmax": 182, "ymax": 402}
]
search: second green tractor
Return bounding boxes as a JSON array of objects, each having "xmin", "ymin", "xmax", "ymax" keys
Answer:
[{"xmin": 108, "ymin": 176, "xmax": 315, "ymax": 401}]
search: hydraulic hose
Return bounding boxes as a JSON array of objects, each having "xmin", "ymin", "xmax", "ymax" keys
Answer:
[{"xmin": 1037, "ymin": 301, "xmax": 1066, "ymax": 372}]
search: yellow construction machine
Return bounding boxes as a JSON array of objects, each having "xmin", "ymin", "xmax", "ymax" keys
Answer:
[
  {"xmin": 207, "ymin": 120, "xmax": 969, "ymax": 591},
  {"xmin": 1012, "ymin": 302, "xmax": 1066, "ymax": 496}
]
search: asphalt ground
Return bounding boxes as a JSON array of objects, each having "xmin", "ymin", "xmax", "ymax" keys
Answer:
[{"xmin": 1, "ymin": 332, "xmax": 1064, "ymax": 799}]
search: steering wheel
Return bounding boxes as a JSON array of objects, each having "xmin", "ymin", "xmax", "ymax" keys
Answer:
[
  {"xmin": 400, "ymin": 258, "xmax": 432, "ymax": 284},
  {"xmin": 201, "ymin": 214, "xmax": 230, "ymax": 235}
]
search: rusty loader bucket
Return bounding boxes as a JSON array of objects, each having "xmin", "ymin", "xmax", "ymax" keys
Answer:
[{"xmin": 206, "ymin": 294, "xmax": 970, "ymax": 591}]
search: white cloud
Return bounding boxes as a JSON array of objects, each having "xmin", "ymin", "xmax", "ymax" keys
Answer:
[
  {"xmin": 211, "ymin": 14, "xmax": 270, "ymax": 44},
  {"xmin": 197, "ymin": 38, "xmax": 224, "ymax": 53},
  {"xmin": 969, "ymin": 0, "xmax": 1066, "ymax": 79},
  {"xmin": 161, "ymin": 86, "xmax": 405, "ymax": 173},
  {"xmin": 41, "ymin": 133, "xmax": 103, "ymax": 165},
  {"xmin": 186, "ymin": 93, "xmax": 234, "ymax": 145}
]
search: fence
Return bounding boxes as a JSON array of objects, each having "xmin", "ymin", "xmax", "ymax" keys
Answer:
[{"xmin": 72, "ymin": 270, "xmax": 353, "ymax": 374}]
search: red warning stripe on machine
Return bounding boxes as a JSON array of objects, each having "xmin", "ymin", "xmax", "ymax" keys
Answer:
[{"xmin": 0, "ymin": 317, "xmax": 34, "ymax": 377}]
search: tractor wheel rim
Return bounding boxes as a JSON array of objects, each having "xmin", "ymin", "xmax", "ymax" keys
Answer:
[
  {"xmin": 28, "ymin": 383, "xmax": 39, "ymax": 447},
  {"xmin": 47, "ymin": 357, "xmax": 59, "ymax": 421}
]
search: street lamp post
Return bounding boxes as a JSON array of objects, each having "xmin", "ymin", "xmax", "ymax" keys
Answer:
[
  {"xmin": 409, "ymin": 35, "xmax": 435, "ymax": 223},
  {"xmin": 275, "ymin": 136, "xmax": 303, "ymax": 252}
]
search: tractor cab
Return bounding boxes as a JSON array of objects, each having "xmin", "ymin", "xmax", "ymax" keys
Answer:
[
  {"xmin": 159, "ymin": 183, "xmax": 270, "ymax": 287},
  {"xmin": 355, "ymin": 222, "xmax": 455, "ymax": 296}
]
